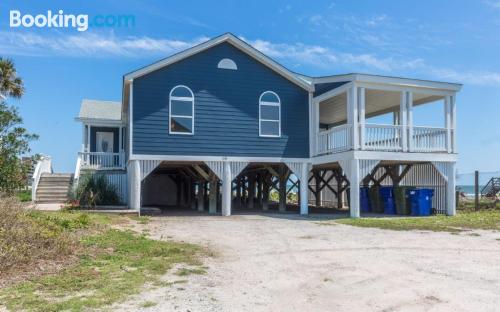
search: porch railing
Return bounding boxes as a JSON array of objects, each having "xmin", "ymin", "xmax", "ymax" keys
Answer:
[
  {"xmin": 317, "ymin": 124, "xmax": 352, "ymax": 155},
  {"xmin": 315, "ymin": 124, "xmax": 450, "ymax": 155},
  {"xmin": 364, "ymin": 124, "xmax": 403, "ymax": 151},
  {"xmin": 411, "ymin": 126, "xmax": 448, "ymax": 152},
  {"xmin": 79, "ymin": 152, "xmax": 125, "ymax": 169}
]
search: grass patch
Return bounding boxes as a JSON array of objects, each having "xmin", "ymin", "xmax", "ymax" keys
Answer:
[
  {"xmin": 0, "ymin": 197, "xmax": 203, "ymax": 311},
  {"xmin": 16, "ymin": 189, "xmax": 31, "ymax": 202},
  {"xmin": 0, "ymin": 229, "xmax": 201, "ymax": 311},
  {"xmin": 174, "ymin": 267, "xmax": 207, "ymax": 276},
  {"xmin": 140, "ymin": 301, "xmax": 158, "ymax": 308},
  {"xmin": 333, "ymin": 210, "xmax": 500, "ymax": 233}
]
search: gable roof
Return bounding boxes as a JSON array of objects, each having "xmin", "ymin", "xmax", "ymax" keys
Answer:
[
  {"xmin": 77, "ymin": 99, "xmax": 122, "ymax": 122},
  {"xmin": 123, "ymin": 33, "xmax": 313, "ymax": 91}
]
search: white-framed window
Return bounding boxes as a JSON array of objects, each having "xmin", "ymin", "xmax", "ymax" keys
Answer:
[
  {"xmin": 259, "ymin": 91, "xmax": 281, "ymax": 137},
  {"xmin": 169, "ymin": 85, "xmax": 194, "ymax": 135},
  {"xmin": 217, "ymin": 58, "xmax": 238, "ymax": 70}
]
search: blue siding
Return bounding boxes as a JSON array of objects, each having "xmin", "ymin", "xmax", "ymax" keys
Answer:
[
  {"xmin": 313, "ymin": 81, "xmax": 348, "ymax": 97},
  {"xmin": 133, "ymin": 42, "xmax": 309, "ymax": 158}
]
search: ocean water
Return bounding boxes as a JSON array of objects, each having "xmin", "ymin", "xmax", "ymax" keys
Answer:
[{"xmin": 457, "ymin": 185, "xmax": 484, "ymax": 195}]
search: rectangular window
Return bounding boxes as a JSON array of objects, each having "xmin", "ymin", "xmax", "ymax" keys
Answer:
[{"xmin": 259, "ymin": 104, "xmax": 280, "ymax": 137}]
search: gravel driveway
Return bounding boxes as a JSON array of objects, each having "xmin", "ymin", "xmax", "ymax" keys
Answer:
[{"xmin": 115, "ymin": 212, "xmax": 500, "ymax": 312}]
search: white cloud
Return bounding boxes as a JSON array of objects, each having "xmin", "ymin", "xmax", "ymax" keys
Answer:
[
  {"xmin": 0, "ymin": 31, "xmax": 209, "ymax": 57},
  {"xmin": 1, "ymin": 31, "xmax": 499, "ymax": 86},
  {"xmin": 484, "ymin": 0, "xmax": 500, "ymax": 8}
]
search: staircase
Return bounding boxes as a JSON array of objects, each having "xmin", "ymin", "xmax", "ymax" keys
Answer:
[
  {"xmin": 481, "ymin": 177, "xmax": 500, "ymax": 197},
  {"xmin": 35, "ymin": 173, "xmax": 73, "ymax": 203}
]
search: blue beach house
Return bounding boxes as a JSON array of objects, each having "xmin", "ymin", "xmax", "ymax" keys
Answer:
[{"xmin": 67, "ymin": 33, "xmax": 461, "ymax": 217}]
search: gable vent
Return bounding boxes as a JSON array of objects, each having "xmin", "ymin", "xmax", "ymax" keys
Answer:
[{"xmin": 217, "ymin": 58, "xmax": 238, "ymax": 70}]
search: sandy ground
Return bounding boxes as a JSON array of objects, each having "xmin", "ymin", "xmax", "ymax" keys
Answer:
[{"xmin": 114, "ymin": 212, "xmax": 500, "ymax": 312}]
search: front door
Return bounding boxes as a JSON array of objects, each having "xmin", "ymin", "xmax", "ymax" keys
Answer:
[{"xmin": 96, "ymin": 131, "xmax": 114, "ymax": 153}]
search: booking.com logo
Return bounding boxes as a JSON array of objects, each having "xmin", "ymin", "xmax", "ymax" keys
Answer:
[{"xmin": 9, "ymin": 10, "xmax": 135, "ymax": 32}]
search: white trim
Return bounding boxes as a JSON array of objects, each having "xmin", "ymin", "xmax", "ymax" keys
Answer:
[
  {"xmin": 124, "ymin": 33, "xmax": 313, "ymax": 92},
  {"xmin": 169, "ymin": 85, "xmax": 195, "ymax": 135},
  {"xmin": 75, "ymin": 118, "xmax": 124, "ymax": 126},
  {"xmin": 313, "ymin": 73, "xmax": 462, "ymax": 92},
  {"xmin": 259, "ymin": 91, "xmax": 281, "ymax": 138},
  {"xmin": 311, "ymin": 149, "xmax": 458, "ymax": 165},
  {"xmin": 308, "ymin": 91, "xmax": 314, "ymax": 158},
  {"xmin": 129, "ymin": 81, "xmax": 133, "ymax": 156},
  {"xmin": 129, "ymin": 154, "xmax": 309, "ymax": 163},
  {"xmin": 217, "ymin": 58, "xmax": 238, "ymax": 70}
]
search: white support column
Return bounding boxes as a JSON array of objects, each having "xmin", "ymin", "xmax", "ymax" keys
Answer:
[
  {"xmin": 407, "ymin": 92, "xmax": 414, "ymax": 152},
  {"xmin": 86, "ymin": 124, "xmax": 91, "ymax": 152},
  {"xmin": 130, "ymin": 160, "xmax": 141, "ymax": 212},
  {"xmin": 222, "ymin": 161, "xmax": 232, "ymax": 216},
  {"xmin": 446, "ymin": 162, "xmax": 456, "ymax": 216},
  {"xmin": 399, "ymin": 91, "xmax": 408, "ymax": 152},
  {"xmin": 358, "ymin": 87, "xmax": 366, "ymax": 150},
  {"xmin": 445, "ymin": 95, "xmax": 452, "ymax": 153},
  {"xmin": 308, "ymin": 92, "xmax": 315, "ymax": 157},
  {"xmin": 81, "ymin": 124, "xmax": 86, "ymax": 152},
  {"xmin": 349, "ymin": 159, "xmax": 360, "ymax": 218},
  {"xmin": 299, "ymin": 163, "xmax": 311, "ymax": 215},
  {"xmin": 313, "ymin": 99, "xmax": 320, "ymax": 156},
  {"xmin": 451, "ymin": 94, "xmax": 457, "ymax": 153},
  {"xmin": 348, "ymin": 86, "xmax": 359, "ymax": 150}
]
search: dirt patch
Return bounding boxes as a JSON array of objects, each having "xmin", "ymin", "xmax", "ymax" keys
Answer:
[{"xmin": 115, "ymin": 213, "xmax": 500, "ymax": 312}]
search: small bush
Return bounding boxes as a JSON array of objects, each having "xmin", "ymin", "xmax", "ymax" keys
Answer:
[
  {"xmin": 75, "ymin": 174, "xmax": 120, "ymax": 207},
  {"xmin": 16, "ymin": 189, "xmax": 31, "ymax": 202},
  {"xmin": 0, "ymin": 196, "xmax": 74, "ymax": 274}
]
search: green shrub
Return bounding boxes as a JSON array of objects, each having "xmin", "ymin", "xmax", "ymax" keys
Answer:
[
  {"xmin": 75, "ymin": 174, "xmax": 120, "ymax": 207},
  {"xmin": 0, "ymin": 195, "xmax": 74, "ymax": 273},
  {"xmin": 16, "ymin": 189, "xmax": 31, "ymax": 202}
]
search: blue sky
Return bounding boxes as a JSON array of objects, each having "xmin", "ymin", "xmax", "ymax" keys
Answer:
[{"xmin": 1, "ymin": 0, "xmax": 500, "ymax": 178}]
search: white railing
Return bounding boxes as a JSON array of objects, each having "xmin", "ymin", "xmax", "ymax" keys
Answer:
[
  {"xmin": 364, "ymin": 124, "xmax": 403, "ymax": 151},
  {"xmin": 79, "ymin": 152, "xmax": 125, "ymax": 170},
  {"xmin": 31, "ymin": 156, "xmax": 53, "ymax": 202},
  {"xmin": 412, "ymin": 126, "xmax": 448, "ymax": 152},
  {"xmin": 316, "ymin": 124, "xmax": 352, "ymax": 155}
]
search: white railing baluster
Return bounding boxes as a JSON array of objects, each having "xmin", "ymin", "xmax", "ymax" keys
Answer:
[{"xmin": 78, "ymin": 152, "xmax": 124, "ymax": 170}]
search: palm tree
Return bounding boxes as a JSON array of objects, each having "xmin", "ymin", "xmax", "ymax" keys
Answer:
[{"xmin": 0, "ymin": 58, "xmax": 24, "ymax": 98}]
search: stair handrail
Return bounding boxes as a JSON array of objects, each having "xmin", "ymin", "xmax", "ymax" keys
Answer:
[
  {"xmin": 480, "ymin": 177, "xmax": 500, "ymax": 195},
  {"xmin": 31, "ymin": 155, "xmax": 53, "ymax": 202}
]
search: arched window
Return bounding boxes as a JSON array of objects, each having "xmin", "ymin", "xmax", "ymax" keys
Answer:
[
  {"xmin": 169, "ymin": 85, "xmax": 194, "ymax": 135},
  {"xmin": 259, "ymin": 91, "xmax": 281, "ymax": 137},
  {"xmin": 217, "ymin": 58, "xmax": 238, "ymax": 70}
]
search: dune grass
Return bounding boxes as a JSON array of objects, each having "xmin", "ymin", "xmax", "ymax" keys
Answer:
[
  {"xmin": 0, "ymin": 198, "xmax": 203, "ymax": 312},
  {"xmin": 334, "ymin": 210, "xmax": 500, "ymax": 232}
]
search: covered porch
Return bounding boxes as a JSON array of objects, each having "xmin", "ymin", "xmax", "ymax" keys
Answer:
[
  {"xmin": 75, "ymin": 100, "xmax": 126, "ymax": 171},
  {"xmin": 311, "ymin": 75, "xmax": 460, "ymax": 157}
]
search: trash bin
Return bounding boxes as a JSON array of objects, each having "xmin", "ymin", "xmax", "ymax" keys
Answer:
[
  {"xmin": 360, "ymin": 187, "xmax": 370, "ymax": 213},
  {"xmin": 407, "ymin": 188, "xmax": 434, "ymax": 216},
  {"xmin": 379, "ymin": 186, "xmax": 396, "ymax": 215},
  {"xmin": 394, "ymin": 186, "xmax": 415, "ymax": 215},
  {"xmin": 369, "ymin": 185, "xmax": 384, "ymax": 213}
]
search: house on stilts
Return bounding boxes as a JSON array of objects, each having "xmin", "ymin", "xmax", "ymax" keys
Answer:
[{"xmin": 67, "ymin": 33, "xmax": 460, "ymax": 217}]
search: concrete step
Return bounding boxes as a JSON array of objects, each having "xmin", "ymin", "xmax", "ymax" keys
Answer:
[
  {"xmin": 35, "ymin": 199, "xmax": 67, "ymax": 204},
  {"xmin": 36, "ymin": 190, "xmax": 70, "ymax": 196},
  {"xmin": 41, "ymin": 173, "xmax": 73, "ymax": 178},
  {"xmin": 39, "ymin": 178, "xmax": 73, "ymax": 183}
]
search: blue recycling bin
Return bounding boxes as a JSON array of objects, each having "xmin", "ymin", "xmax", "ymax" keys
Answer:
[
  {"xmin": 360, "ymin": 187, "xmax": 371, "ymax": 213},
  {"xmin": 379, "ymin": 186, "xmax": 396, "ymax": 215},
  {"xmin": 407, "ymin": 189, "xmax": 434, "ymax": 216}
]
